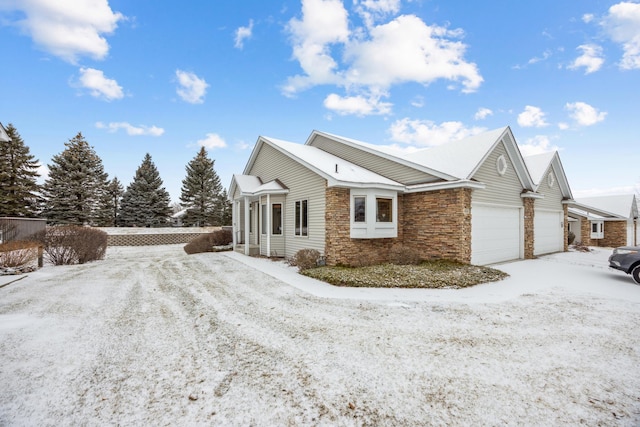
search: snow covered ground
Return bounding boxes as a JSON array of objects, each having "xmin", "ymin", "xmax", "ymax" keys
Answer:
[{"xmin": 0, "ymin": 245, "xmax": 639, "ymax": 425}]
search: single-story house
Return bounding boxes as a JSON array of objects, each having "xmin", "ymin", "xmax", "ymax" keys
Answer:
[
  {"xmin": 568, "ymin": 194, "xmax": 638, "ymax": 247},
  {"xmin": 229, "ymin": 127, "xmax": 574, "ymax": 266}
]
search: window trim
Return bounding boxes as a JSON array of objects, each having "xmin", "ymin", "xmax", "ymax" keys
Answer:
[
  {"xmin": 350, "ymin": 189, "xmax": 397, "ymax": 239},
  {"xmin": 272, "ymin": 203, "xmax": 282, "ymax": 235},
  {"xmin": 590, "ymin": 220, "xmax": 604, "ymax": 239},
  {"xmin": 295, "ymin": 199, "xmax": 308, "ymax": 237}
]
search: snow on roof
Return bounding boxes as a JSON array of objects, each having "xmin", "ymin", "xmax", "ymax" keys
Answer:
[
  {"xmin": 0, "ymin": 122, "xmax": 11, "ymax": 142},
  {"xmin": 574, "ymin": 194, "xmax": 638, "ymax": 219},
  {"xmin": 524, "ymin": 151, "xmax": 556, "ymax": 186},
  {"xmin": 404, "ymin": 127, "xmax": 508, "ymax": 179},
  {"xmin": 232, "ymin": 174, "xmax": 262, "ymax": 194},
  {"xmin": 264, "ymin": 137, "xmax": 403, "ymax": 189}
]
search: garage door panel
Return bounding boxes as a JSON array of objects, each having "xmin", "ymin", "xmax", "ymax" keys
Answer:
[
  {"xmin": 472, "ymin": 205, "xmax": 521, "ymax": 265},
  {"xmin": 534, "ymin": 210, "xmax": 563, "ymax": 255}
]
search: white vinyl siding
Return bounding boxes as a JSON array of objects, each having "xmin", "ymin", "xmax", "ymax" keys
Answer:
[
  {"xmin": 471, "ymin": 141, "xmax": 524, "ymax": 207},
  {"xmin": 310, "ymin": 134, "xmax": 439, "ymax": 185},
  {"xmin": 535, "ymin": 166, "xmax": 564, "ymax": 210},
  {"xmin": 248, "ymin": 143, "xmax": 326, "ymax": 258}
]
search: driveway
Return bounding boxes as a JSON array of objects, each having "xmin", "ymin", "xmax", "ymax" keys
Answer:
[{"xmin": 1, "ymin": 245, "xmax": 639, "ymax": 425}]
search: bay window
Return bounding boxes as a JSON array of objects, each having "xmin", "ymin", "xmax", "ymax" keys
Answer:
[{"xmin": 350, "ymin": 189, "xmax": 397, "ymax": 239}]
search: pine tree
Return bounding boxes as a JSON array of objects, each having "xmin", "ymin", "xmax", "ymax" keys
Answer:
[
  {"xmin": 95, "ymin": 177, "xmax": 123, "ymax": 226},
  {"xmin": 180, "ymin": 147, "xmax": 224, "ymax": 226},
  {"xmin": 0, "ymin": 123, "xmax": 41, "ymax": 217},
  {"xmin": 220, "ymin": 189, "xmax": 232, "ymax": 226},
  {"xmin": 119, "ymin": 153, "xmax": 171, "ymax": 227},
  {"xmin": 41, "ymin": 132, "xmax": 108, "ymax": 225}
]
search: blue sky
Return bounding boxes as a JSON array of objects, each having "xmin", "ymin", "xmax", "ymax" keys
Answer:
[{"xmin": 1, "ymin": 0, "xmax": 639, "ymax": 204}]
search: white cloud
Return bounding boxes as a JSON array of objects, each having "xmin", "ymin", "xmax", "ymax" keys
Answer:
[
  {"xmin": 388, "ymin": 118, "xmax": 486, "ymax": 147},
  {"xmin": 355, "ymin": 0, "xmax": 400, "ymax": 27},
  {"xmin": 558, "ymin": 122, "xmax": 570, "ymax": 130},
  {"xmin": 323, "ymin": 93, "xmax": 392, "ymax": 116},
  {"xmin": 410, "ymin": 96, "xmax": 424, "ymax": 108},
  {"xmin": 568, "ymin": 44, "xmax": 604, "ymax": 74},
  {"xmin": 77, "ymin": 67, "xmax": 123, "ymax": 101},
  {"xmin": 600, "ymin": 1, "xmax": 640, "ymax": 70},
  {"xmin": 283, "ymin": 1, "xmax": 482, "ymax": 115},
  {"xmin": 0, "ymin": 0, "xmax": 124, "ymax": 63},
  {"xmin": 582, "ymin": 13, "xmax": 595, "ymax": 23},
  {"xmin": 96, "ymin": 121, "xmax": 164, "ymax": 136},
  {"xmin": 517, "ymin": 135, "xmax": 560, "ymax": 156},
  {"xmin": 197, "ymin": 133, "xmax": 227, "ymax": 149},
  {"xmin": 517, "ymin": 106, "xmax": 549, "ymax": 128},
  {"xmin": 565, "ymin": 101, "xmax": 607, "ymax": 126},
  {"xmin": 474, "ymin": 107, "xmax": 493, "ymax": 120},
  {"xmin": 175, "ymin": 70, "xmax": 208, "ymax": 104},
  {"xmin": 527, "ymin": 50, "xmax": 552, "ymax": 65},
  {"xmin": 234, "ymin": 19, "xmax": 254, "ymax": 49}
]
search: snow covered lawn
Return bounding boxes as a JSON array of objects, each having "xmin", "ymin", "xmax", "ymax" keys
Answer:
[{"xmin": 1, "ymin": 245, "xmax": 639, "ymax": 425}]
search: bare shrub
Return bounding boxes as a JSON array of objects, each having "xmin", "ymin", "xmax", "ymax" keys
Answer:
[
  {"xmin": 389, "ymin": 246, "xmax": 423, "ymax": 265},
  {"xmin": 567, "ymin": 231, "xmax": 576, "ymax": 245},
  {"xmin": 0, "ymin": 241, "xmax": 39, "ymax": 268},
  {"xmin": 349, "ymin": 251, "xmax": 378, "ymax": 268},
  {"xmin": 33, "ymin": 226, "xmax": 107, "ymax": 266},
  {"xmin": 288, "ymin": 249, "xmax": 321, "ymax": 271},
  {"xmin": 184, "ymin": 229, "xmax": 233, "ymax": 255}
]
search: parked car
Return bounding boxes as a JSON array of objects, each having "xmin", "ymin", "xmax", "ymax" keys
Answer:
[{"xmin": 609, "ymin": 246, "xmax": 640, "ymax": 284}]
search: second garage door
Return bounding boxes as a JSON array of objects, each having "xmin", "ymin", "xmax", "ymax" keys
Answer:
[
  {"xmin": 534, "ymin": 210, "xmax": 564, "ymax": 255},
  {"xmin": 471, "ymin": 204, "xmax": 522, "ymax": 265}
]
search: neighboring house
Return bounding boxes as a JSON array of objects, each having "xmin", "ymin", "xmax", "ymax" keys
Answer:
[
  {"xmin": 229, "ymin": 127, "xmax": 573, "ymax": 266},
  {"xmin": 171, "ymin": 209, "xmax": 188, "ymax": 227},
  {"xmin": 569, "ymin": 194, "xmax": 638, "ymax": 247}
]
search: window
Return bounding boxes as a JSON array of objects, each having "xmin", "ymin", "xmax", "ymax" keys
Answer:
[
  {"xmin": 354, "ymin": 196, "xmax": 366, "ymax": 222},
  {"xmin": 261, "ymin": 204, "xmax": 267, "ymax": 234},
  {"xmin": 272, "ymin": 203, "xmax": 282, "ymax": 235},
  {"xmin": 376, "ymin": 198, "xmax": 392, "ymax": 222},
  {"xmin": 295, "ymin": 200, "xmax": 308, "ymax": 236},
  {"xmin": 591, "ymin": 221, "xmax": 604, "ymax": 239},
  {"xmin": 249, "ymin": 205, "xmax": 253, "ymax": 232},
  {"xmin": 350, "ymin": 189, "xmax": 397, "ymax": 239},
  {"xmin": 496, "ymin": 154, "xmax": 508, "ymax": 176}
]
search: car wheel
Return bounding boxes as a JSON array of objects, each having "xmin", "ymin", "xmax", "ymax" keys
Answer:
[{"xmin": 632, "ymin": 265, "xmax": 640, "ymax": 285}]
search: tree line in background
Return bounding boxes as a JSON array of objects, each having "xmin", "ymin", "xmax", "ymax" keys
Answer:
[{"xmin": 0, "ymin": 123, "xmax": 232, "ymax": 227}]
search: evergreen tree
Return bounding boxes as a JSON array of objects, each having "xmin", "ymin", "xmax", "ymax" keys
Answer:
[
  {"xmin": 41, "ymin": 132, "xmax": 108, "ymax": 225},
  {"xmin": 95, "ymin": 177, "xmax": 123, "ymax": 226},
  {"xmin": 180, "ymin": 147, "xmax": 224, "ymax": 226},
  {"xmin": 0, "ymin": 123, "xmax": 41, "ymax": 217},
  {"xmin": 220, "ymin": 189, "xmax": 232, "ymax": 226},
  {"xmin": 119, "ymin": 153, "xmax": 171, "ymax": 227}
]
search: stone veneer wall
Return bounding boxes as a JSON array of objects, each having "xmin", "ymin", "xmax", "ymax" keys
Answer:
[
  {"xmin": 401, "ymin": 188, "xmax": 472, "ymax": 264},
  {"xmin": 324, "ymin": 186, "xmax": 472, "ymax": 266},
  {"xmin": 600, "ymin": 221, "xmax": 627, "ymax": 247},
  {"xmin": 523, "ymin": 198, "xmax": 535, "ymax": 259},
  {"xmin": 578, "ymin": 219, "xmax": 626, "ymax": 247},
  {"xmin": 107, "ymin": 232, "xmax": 210, "ymax": 246},
  {"xmin": 324, "ymin": 187, "xmax": 403, "ymax": 266},
  {"xmin": 563, "ymin": 204, "xmax": 569, "ymax": 251}
]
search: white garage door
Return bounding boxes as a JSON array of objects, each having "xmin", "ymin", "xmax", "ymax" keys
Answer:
[
  {"xmin": 471, "ymin": 204, "xmax": 522, "ymax": 265},
  {"xmin": 534, "ymin": 210, "xmax": 564, "ymax": 255}
]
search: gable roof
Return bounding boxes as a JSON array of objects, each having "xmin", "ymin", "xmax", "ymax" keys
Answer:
[
  {"xmin": 0, "ymin": 122, "xmax": 11, "ymax": 142},
  {"xmin": 572, "ymin": 194, "xmax": 638, "ymax": 219},
  {"xmin": 523, "ymin": 151, "xmax": 573, "ymax": 200},
  {"xmin": 306, "ymin": 131, "xmax": 457, "ymax": 181},
  {"xmin": 239, "ymin": 136, "xmax": 404, "ymax": 192}
]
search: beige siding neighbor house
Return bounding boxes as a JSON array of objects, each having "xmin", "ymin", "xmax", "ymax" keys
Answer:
[
  {"xmin": 568, "ymin": 194, "xmax": 638, "ymax": 247},
  {"xmin": 230, "ymin": 127, "xmax": 575, "ymax": 266}
]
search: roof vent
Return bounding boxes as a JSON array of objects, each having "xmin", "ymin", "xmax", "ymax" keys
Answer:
[{"xmin": 335, "ymin": 164, "xmax": 338, "ymax": 173}]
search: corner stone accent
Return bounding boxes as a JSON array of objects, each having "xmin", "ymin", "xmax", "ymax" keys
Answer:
[
  {"xmin": 324, "ymin": 186, "xmax": 472, "ymax": 267},
  {"xmin": 107, "ymin": 232, "xmax": 210, "ymax": 246},
  {"xmin": 523, "ymin": 198, "xmax": 534, "ymax": 259},
  {"xmin": 563, "ymin": 204, "xmax": 569, "ymax": 252}
]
